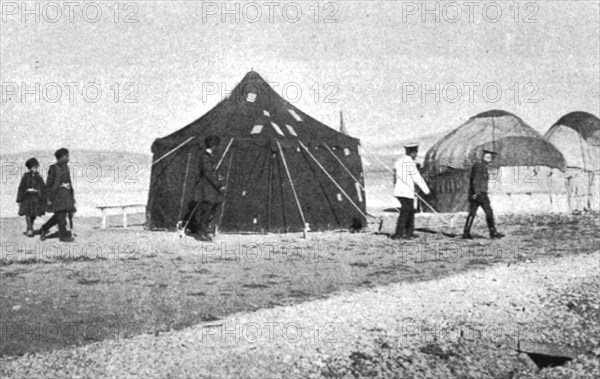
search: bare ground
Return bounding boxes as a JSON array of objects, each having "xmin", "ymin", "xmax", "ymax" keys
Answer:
[
  {"xmin": 0, "ymin": 240, "xmax": 598, "ymax": 378},
  {"xmin": 1, "ymin": 212, "xmax": 598, "ymax": 364}
]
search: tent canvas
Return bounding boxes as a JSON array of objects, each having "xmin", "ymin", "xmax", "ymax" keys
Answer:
[
  {"xmin": 424, "ymin": 110, "xmax": 568, "ymax": 214},
  {"xmin": 146, "ymin": 71, "xmax": 367, "ymax": 233},
  {"xmin": 545, "ymin": 111, "xmax": 600, "ymax": 211}
]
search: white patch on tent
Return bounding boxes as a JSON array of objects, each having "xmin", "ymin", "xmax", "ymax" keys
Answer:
[
  {"xmin": 251, "ymin": 125, "xmax": 263, "ymax": 134},
  {"xmin": 344, "ymin": 148, "xmax": 350, "ymax": 156},
  {"xmin": 263, "ymin": 110, "xmax": 270, "ymax": 117},
  {"xmin": 242, "ymin": 191, "xmax": 247, "ymax": 196},
  {"xmin": 247, "ymin": 93, "xmax": 257, "ymax": 102},
  {"xmin": 285, "ymin": 124, "xmax": 298, "ymax": 137},
  {"xmin": 336, "ymin": 193, "xmax": 342, "ymax": 201},
  {"xmin": 296, "ymin": 147, "xmax": 301, "ymax": 152},
  {"xmin": 355, "ymin": 182, "xmax": 363, "ymax": 202},
  {"xmin": 253, "ymin": 218, "xmax": 257, "ymax": 224},
  {"xmin": 288, "ymin": 109, "xmax": 302, "ymax": 121},
  {"xmin": 271, "ymin": 122, "xmax": 285, "ymax": 136}
]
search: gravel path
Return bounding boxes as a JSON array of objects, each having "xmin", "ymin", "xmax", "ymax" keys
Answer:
[{"xmin": 2, "ymin": 251, "xmax": 598, "ymax": 378}]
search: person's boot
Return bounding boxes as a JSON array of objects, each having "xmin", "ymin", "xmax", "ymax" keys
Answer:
[
  {"xmin": 194, "ymin": 231, "xmax": 212, "ymax": 242},
  {"xmin": 25, "ymin": 216, "xmax": 34, "ymax": 237},
  {"xmin": 28, "ymin": 217, "xmax": 37, "ymax": 237},
  {"xmin": 462, "ymin": 216, "xmax": 474, "ymax": 239},
  {"xmin": 489, "ymin": 227, "xmax": 505, "ymax": 239},
  {"xmin": 200, "ymin": 233, "xmax": 212, "ymax": 242},
  {"xmin": 405, "ymin": 215, "xmax": 416, "ymax": 239},
  {"xmin": 58, "ymin": 222, "xmax": 74, "ymax": 243},
  {"xmin": 39, "ymin": 228, "xmax": 47, "ymax": 241},
  {"xmin": 390, "ymin": 218, "xmax": 404, "ymax": 240},
  {"xmin": 485, "ymin": 215, "xmax": 504, "ymax": 239}
]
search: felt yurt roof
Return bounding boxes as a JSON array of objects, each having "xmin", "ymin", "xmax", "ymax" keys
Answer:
[
  {"xmin": 425, "ymin": 110, "xmax": 566, "ymax": 174},
  {"xmin": 545, "ymin": 112, "xmax": 600, "ymax": 171},
  {"xmin": 546, "ymin": 111, "xmax": 600, "ymax": 146}
]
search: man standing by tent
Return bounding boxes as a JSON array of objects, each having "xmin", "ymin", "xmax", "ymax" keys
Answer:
[
  {"xmin": 191, "ymin": 135, "xmax": 225, "ymax": 241},
  {"xmin": 462, "ymin": 149, "xmax": 505, "ymax": 239},
  {"xmin": 392, "ymin": 144, "xmax": 430, "ymax": 240}
]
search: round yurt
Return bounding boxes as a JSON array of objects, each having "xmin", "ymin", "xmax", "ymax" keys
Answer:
[
  {"xmin": 545, "ymin": 112, "xmax": 600, "ymax": 212},
  {"xmin": 424, "ymin": 110, "xmax": 568, "ymax": 214}
]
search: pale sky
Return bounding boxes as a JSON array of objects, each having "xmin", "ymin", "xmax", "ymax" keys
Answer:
[{"xmin": 1, "ymin": 0, "xmax": 599, "ymax": 155}]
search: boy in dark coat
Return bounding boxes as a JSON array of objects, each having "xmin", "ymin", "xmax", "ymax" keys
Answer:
[
  {"xmin": 40, "ymin": 148, "xmax": 76, "ymax": 242},
  {"xmin": 462, "ymin": 149, "xmax": 505, "ymax": 239},
  {"xmin": 17, "ymin": 158, "xmax": 46, "ymax": 236},
  {"xmin": 189, "ymin": 136, "xmax": 225, "ymax": 241}
]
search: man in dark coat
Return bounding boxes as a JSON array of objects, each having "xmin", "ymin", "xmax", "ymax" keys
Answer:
[
  {"xmin": 462, "ymin": 149, "xmax": 505, "ymax": 239},
  {"xmin": 40, "ymin": 148, "xmax": 76, "ymax": 242},
  {"xmin": 187, "ymin": 136, "xmax": 225, "ymax": 241},
  {"xmin": 17, "ymin": 158, "xmax": 46, "ymax": 236}
]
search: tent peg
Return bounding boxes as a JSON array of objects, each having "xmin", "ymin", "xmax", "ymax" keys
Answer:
[
  {"xmin": 302, "ymin": 223, "xmax": 310, "ymax": 239},
  {"xmin": 176, "ymin": 221, "xmax": 185, "ymax": 238}
]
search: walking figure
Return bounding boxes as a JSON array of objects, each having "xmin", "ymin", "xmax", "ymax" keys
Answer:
[
  {"xmin": 462, "ymin": 149, "xmax": 505, "ymax": 239},
  {"xmin": 40, "ymin": 148, "xmax": 76, "ymax": 242}
]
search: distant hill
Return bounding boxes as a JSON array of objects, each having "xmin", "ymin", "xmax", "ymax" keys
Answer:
[
  {"xmin": 363, "ymin": 130, "xmax": 449, "ymax": 155},
  {"xmin": 1, "ymin": 149, "xmax": 151, "ymax": 168},
  {"xmin": 360, "ymin": 129, "xmax": 450, "ymax": 172},
  {"xmin": 1, "ymin": 149, "xmax": 152, "ymax": 180}
]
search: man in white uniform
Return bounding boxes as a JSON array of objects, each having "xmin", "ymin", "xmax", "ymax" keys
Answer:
[{"xmin": 392, "ymin": 143, "xmax": 431, "ymax": 239}]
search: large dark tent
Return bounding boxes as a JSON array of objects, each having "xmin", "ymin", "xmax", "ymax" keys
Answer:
[
  {"xmin": 423, "ymin": 110, "xmax": 568, "ymax": 214},
  {"xmin": 147, "ymin": 71, "xmax": 367, "ymax": 233}
]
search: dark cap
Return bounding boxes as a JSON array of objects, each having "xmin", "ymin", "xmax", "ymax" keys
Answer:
[
  {"xmin": 404, "ymin": 143, "xmax": 419, "ymax": 153},
  {"xmin": 25, "ymin": 157, "xmax": 39, "ymax": 169},
  {"xmin": 54, "ymin": 148, "xmax": 69, "ymax": 159}
]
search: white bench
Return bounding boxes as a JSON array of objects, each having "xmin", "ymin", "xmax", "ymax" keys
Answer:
[{"xmin": 96, "ymin": 204, "xmax": 146, "ymax": 229}]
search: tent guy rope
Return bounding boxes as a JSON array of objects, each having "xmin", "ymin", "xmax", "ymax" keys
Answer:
[
  {"xmin": 299, "ymin": 141, "xmax": 373, "ymax": 220},
  {"xmin": 215, "ymin": 151, "xmax": 235, "ymax": 235},
  {"xmin": 276, "ymin": 140, "xmax": 308, "ymax": 232},
  {"xmin": 216, "ymin": 138, "xmax": 234, "ymax": 170},
  {"xmin": 324, "ymin": 143, "xmax": 365, "ymax": 191},
  {"xmin": 177, "ymin": 152, "xmax": 193, "ymax": 223},
  {"xmin": 138, "ymin": 136, "xmax": 196, "ymax": 179}
]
